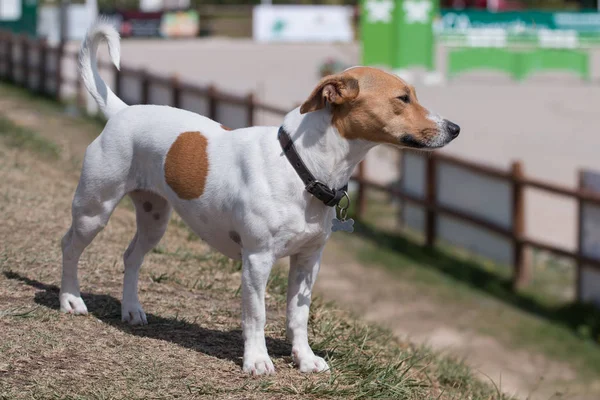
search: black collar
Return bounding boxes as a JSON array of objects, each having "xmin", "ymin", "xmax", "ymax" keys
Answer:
[{"xmin": 278, "ymin": 126, "xmax": 348, "ymax": 207}]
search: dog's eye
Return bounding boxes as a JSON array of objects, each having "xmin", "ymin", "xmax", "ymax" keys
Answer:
[{"xmin": 397, "ymin": 95, "xmax": 410, "ymax": 104}]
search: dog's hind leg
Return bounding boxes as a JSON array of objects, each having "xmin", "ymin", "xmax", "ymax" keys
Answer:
[
  {"xmin": 60, "ymin": 179, "xmax": 125, "ymax": 315},
  {"xmin": 121, "ymin": 190, "xmax": 172, "ymax": 325}
]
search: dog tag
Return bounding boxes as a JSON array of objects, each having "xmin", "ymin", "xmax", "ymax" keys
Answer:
[
  {"xmin": 331, "ymin": 191, "xmax": 354, "ymax": 233},
  {"xmin": 332, "ymin": 217, "xmax": 354, "ymax": 233}
]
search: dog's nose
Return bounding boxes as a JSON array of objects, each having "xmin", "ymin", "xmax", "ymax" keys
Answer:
[{"xmin": 446, "ymin": 121, "xmax": 460, "ymax": 139}]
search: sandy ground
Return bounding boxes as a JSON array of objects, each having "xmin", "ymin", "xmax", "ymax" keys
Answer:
[{"xmin": 318, "ymin": 244, "xmax": 599, "ymax": 400}]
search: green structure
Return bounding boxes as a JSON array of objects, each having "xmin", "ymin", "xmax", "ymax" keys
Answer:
[
  {"xmin": 448, "ymin": 47, "xmax": 589, "ymax": 81},
  {"xmin": 361, "ymin": 0, "xmax": 396, "ymax": 67},
  {"xmin": 361, "ymin": 5, "xmax": 594, "ymax": 82},
  {"xmin": 361, "ymin": 0, "xmax": 437, "ymax": 72},
  {"xmin": 0, "ymin": 0, "xmax": 38, "ymax": 37},
  {"xmin": 393, "ymin": 0, "xmax": 437, "ymax": 71}
]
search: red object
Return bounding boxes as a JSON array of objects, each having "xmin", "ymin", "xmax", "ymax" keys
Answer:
[
  {"xmin": 121, "ymin": 22, "xmax": 133, "ymax": 37},
  {"xmin": 442, "ymin": 0, "xmax": 525, "ymax": 10}
]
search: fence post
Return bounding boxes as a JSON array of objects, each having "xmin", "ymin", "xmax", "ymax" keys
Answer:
[
  {"xmin": 171, "ymin": 75, "xmax": 181, "ymax": 108},
  {"xmin": 140, "ymin": 69, "xmax": 150, "ymax": 104},
  {"xmin": 397, "ymin": 149, "xmax": 407, "ymax": 229},
  {"xmin": 55, "ymin": 41, "xmax": 65, "ymax": 101},
  {"xmin": 38, "ymin": 38, "xmax": 47, "ymax": 95},
  {"xmin": 511, "ymin": 161, "xmax": 527, "ymax": 289},
  {"xmin": 425, "ymin": 154, "xmax": 438, "ymax": 248},
  {"xmin": 576, "ymin": 170, "xmax": 585, "ymax": 302},
  {"xmin": 208, "ymin": 85, "xmax": 217, "ymax": 121},
  {"xmin": 6, "ymin": 33, "xmax": 14, "ymax": 83},
  {"xmin": 246, "ymin": 92, "xmax": 255, "ymax": 127},
  {"xmin": 0, "ymin": 33, "xmax": 3, "ymax": 80},
  {"xmin": 0, "ymin": 32, "xmax": 6, "ymax": 81},
  {"xmin": 356, "ymin": 160, "xmax": 366, "ymax": 219},
  {"xmin": 22, "ymin": 36, "xmax": 29, "ymax": 88}
]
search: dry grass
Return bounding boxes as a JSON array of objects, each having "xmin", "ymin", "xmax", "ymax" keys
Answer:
[{"xmin": 0, "ymin": 84, "xmax": 511, "ymax": 400}]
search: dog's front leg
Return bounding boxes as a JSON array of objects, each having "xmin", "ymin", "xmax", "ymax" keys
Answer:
[
  {"xmin": 286, "ymin": 248, "xmax": 330, "ymax": 373},
  {"xmin": 241, "ymin": 251, "xmax": 276, "ymax": 375}
]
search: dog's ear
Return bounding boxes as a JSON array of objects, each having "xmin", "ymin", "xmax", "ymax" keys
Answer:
[{"xmin": 300, "ymin": 75, "xmax": 359, "ymax": 114}]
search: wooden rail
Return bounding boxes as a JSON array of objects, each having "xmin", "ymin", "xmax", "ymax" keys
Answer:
[
  {"xmin": 0, "ymin": 31, "xmax": 275, "ymax": 129},
  {"xmin": 351, "ymin": 150, "xmax": 600, "ymax": 295}
]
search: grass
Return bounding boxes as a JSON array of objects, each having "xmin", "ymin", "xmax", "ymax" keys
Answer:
[
  {"xmin": 0, "ymin": 267, "xmax": 513, "ymax": 400},
  {"xmin": 0, "ymin": 85, "xmax": 513, "ymax": 399},
  {"xmin": 0, "ymin": 116, "xmax": 61, "ymax": 159},
  {"xmin": 341, "ymin": 190, "xmax": 600, "ymax": 381},
  {"xmin": 0, "ymin": 82, "xmax": 104, "ymax": 123}
]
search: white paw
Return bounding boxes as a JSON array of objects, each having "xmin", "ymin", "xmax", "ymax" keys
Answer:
[
  {"xmin": 243, "ymin": 352, "xmax": 275, "ymax": 376},
  {"xmin": 59, "ymin": 292, "xmax": 88, "ymax": 315},
  {"xmin": 293, "ymin": 348, "xmax": 330, "ymax": 373},
  {"xmin": 121, "ymin": 302, "xmax": 147, "ymax": 325}
]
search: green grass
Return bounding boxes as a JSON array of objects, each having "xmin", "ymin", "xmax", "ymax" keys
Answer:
[
  {"xmin": 344, "ymin": 192, "xmax": 600, "ymax": 380},
  {"xmin": 0, "ymin": 83, "xmax": 107, "ymax": 132},
  {"xmin": 0, "ymin": 116, "xmax": 61, "ymax": 159},
  {"xmin": 231, "ymin": 265, "xmax": 515, "ymax": 400}
]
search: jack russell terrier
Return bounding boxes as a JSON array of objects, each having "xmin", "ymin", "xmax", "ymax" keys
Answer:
[{"xmin": 60, "ymin": 21, "xmax": 460, "ymax": 376}]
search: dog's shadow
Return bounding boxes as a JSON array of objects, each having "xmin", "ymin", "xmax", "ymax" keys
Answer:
[{"xmin": 4, "ymin": 271, "xmax": 292, "ymax": 366}]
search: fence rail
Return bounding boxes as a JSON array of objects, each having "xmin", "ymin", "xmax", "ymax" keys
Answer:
[
  {"xmin": 352, "ymin": 150, "xmax": 600, "ymax": 299},
  {"xmin": 1, "ymin": 30, "xmax": 599, "ymax": 305},
  {"xmin": 0, "ymin": 32, "xmax": 289, "ymax": 130}
]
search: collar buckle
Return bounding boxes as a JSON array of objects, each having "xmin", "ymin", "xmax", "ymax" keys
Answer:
[{"xmin": 305, "ymin": 180, "xmax": 323, "ymax": 192}]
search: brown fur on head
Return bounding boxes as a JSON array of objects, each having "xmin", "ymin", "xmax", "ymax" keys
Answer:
[{"xmin": 300, "ymin": 67, "xmax": 459, "ymax": 149}]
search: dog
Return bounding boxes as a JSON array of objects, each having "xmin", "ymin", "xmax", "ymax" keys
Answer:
[{"xmin": 59, "ymin": 21, "xmax": 459, "ymax": 376}]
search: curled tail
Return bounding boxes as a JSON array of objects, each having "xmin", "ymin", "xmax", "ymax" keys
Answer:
[{"xmin": 79, "ymin": 20, "xmax": 128, "ymax": 119}]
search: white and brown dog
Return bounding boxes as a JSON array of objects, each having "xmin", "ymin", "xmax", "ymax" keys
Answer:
[{"xmin": 60, "ymin": 21, "xmax": 459, "ymax": 375}]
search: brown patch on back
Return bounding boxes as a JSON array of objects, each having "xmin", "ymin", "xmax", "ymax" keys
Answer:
[
  {"xmin": 164, "ymin": 131, "xmax": 209, "ymax": 200},
  {"xmin": 220, "ymin": 124, "xmax": 232, "ymax": 131},
  {"xmin": 153, "ymin": 213, "xmax": 160, "ymax": 221}
]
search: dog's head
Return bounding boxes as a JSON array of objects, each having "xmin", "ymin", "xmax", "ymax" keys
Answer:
[{"xmin": 300, "ymin": 67, "xmax": 459, "ymax": 150}]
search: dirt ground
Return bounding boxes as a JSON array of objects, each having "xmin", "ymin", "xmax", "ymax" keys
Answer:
[
  {"xmin": 0, "ymin": 88, "xmax": 597, "ymax": 399},
  {"xmin": 318, "ymin": 243, "xmax": 599, "ymax": 400}
]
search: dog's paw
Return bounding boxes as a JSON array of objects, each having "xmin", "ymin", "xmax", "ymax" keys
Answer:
[
  {"xmin": 59, "ymin": 292, "xmax": 88, "ymax": 315},
  {"xmin": 293, "ymin": 348, "xmax": 330, "ymax": 373},
  {"xmin": 243, "ymin": 353, "xmax": 275, "ymax": 376},
  {"xmin": 121, "ymin": 302, "xmax": 147, "ymax": 326}
]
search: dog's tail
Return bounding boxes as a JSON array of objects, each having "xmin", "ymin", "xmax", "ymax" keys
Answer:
[{"xmin": 79, "ymin": 20, "xmax": 128, "ymax": 119}]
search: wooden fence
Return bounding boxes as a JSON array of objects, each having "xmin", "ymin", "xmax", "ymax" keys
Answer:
[
  {"xmin": 1, "ymin": 31, "xmax": 600, "ymax": 304},
  {"xmin": 0, "ymin": 31, "xmax": 289, "ymax": 129},
  {"xmin": 352, "ymin": 150, "xmax": 600, "ymax": 301}
]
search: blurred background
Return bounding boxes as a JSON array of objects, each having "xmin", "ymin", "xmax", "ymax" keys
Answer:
[{"xmin": 2, "ymin": 0, "xmax": 600, "ymax": 398}]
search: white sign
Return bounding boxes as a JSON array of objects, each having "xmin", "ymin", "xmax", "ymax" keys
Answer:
[
  {"xmin": 38, "ymin": 5, "xmax": 99, "ymax": 45},
  {"xmin": 0, "ymin": 0, "xmax": 22, "ymax": 21},
  {"xmin": 365, "ymin": 0, "xmax": 394, "ymax": 24},
  {"xmin": 253, "ymin": 5, "xmax": 354, "ymax": 43},
  {"xmin": 140, "ymin": 0, "xmax": 163, "ymax": 12}
]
